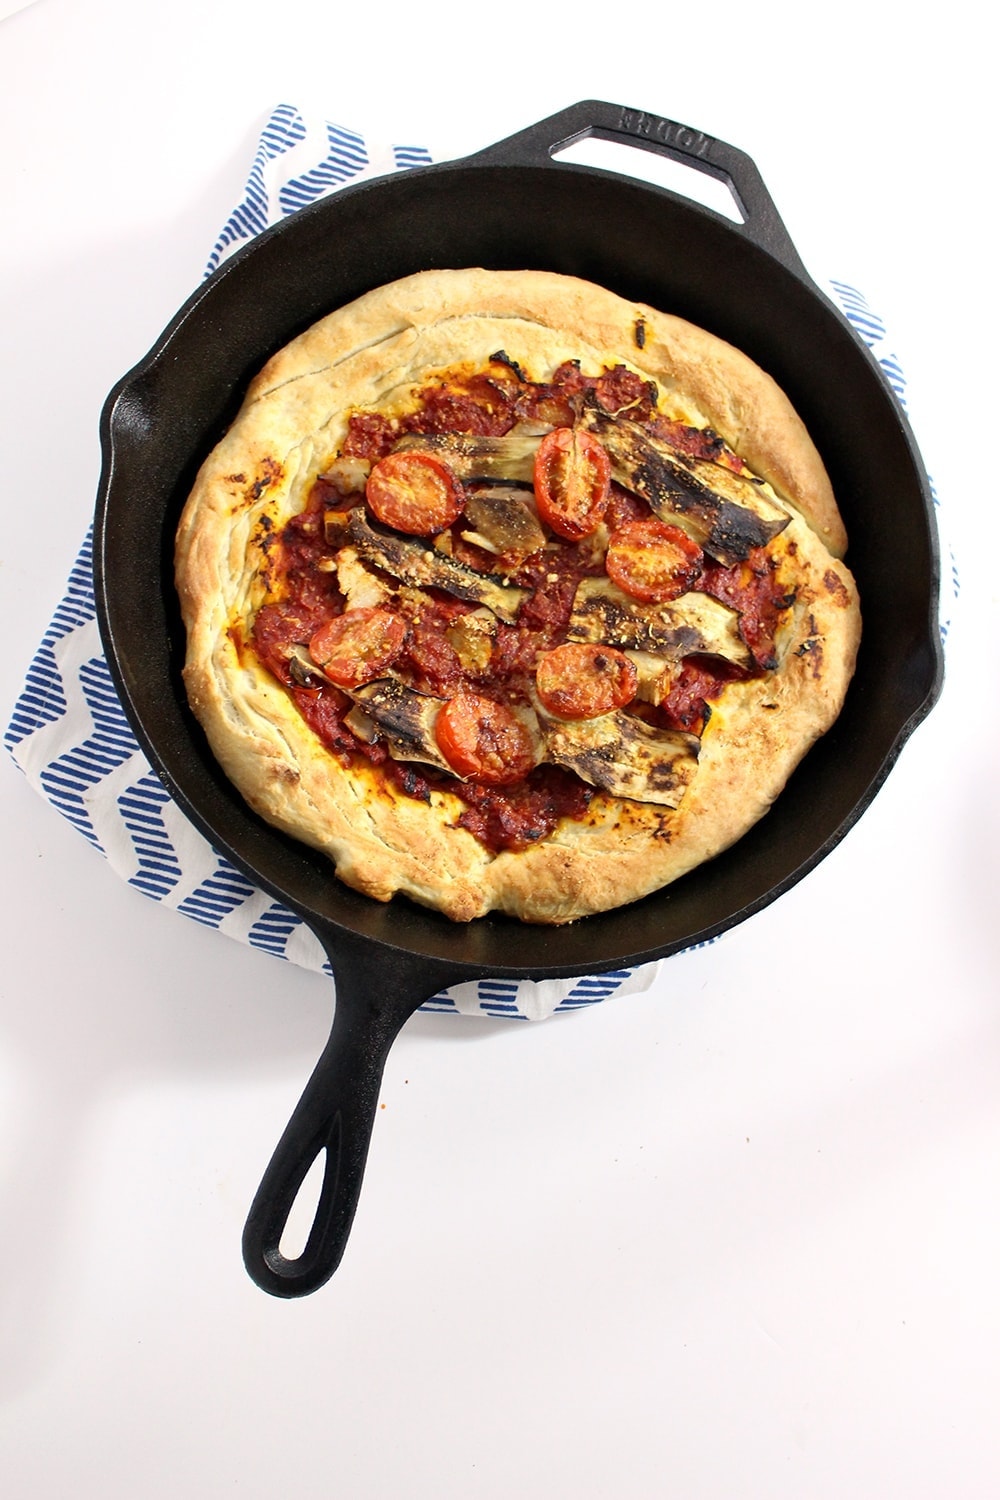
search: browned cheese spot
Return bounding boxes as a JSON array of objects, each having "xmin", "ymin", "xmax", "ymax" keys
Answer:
[
  {"xmin": 243, "ymin": 456, "xmax": 284, "ymax": 506},
  {"xmin": 794, "ymin": 613, "xmax": 824, "ymax": 678},
  {"xmin": 823, "ymin": 568, "xmax": 851, "ymax": 607},
  {"xmin": 652, "ymin": 813, "xmax": 674, "ymax": 842}
]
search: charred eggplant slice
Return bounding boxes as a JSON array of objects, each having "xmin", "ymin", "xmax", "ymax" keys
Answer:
[
  {"xmin": 346, "ymin": 511, "xmax": 528, "ymax": 623},
  {"xmin": 580, "ymin": 405, "xmax": 789, "ymax": 565}
]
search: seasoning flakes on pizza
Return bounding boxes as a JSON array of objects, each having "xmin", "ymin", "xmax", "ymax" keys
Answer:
[{"xmin": 175, "ymin": 269, "xmax": 861, "ymax": 923}]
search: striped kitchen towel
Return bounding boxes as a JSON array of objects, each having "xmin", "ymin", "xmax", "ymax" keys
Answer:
[{"xmin": 4, "ymin": 105, "xmax": 957, "ymax": 1020}]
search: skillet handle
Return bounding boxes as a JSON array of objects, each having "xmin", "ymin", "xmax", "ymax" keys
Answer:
[
  {"xmin": 467, "ymin": 99, "xmax": 810, "ymax": 280},
  {"xmin": 241, "ymin": 933, "xmax": 462, "ymax": 1298}
]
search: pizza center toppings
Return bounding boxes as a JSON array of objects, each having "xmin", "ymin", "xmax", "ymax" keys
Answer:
[{"xmin": 248, "ymin": 356, "xmax": 796, "ymax": 852}]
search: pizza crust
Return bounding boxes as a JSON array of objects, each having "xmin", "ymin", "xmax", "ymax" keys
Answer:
[{"xmin": 176, "ymin": 269, "xmax": 860, "ymax": 924}]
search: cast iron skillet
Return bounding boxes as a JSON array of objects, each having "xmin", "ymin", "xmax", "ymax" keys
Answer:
[{"xmin": 92, "ymin": 101, "xmax": 943, "ymax": 1298}]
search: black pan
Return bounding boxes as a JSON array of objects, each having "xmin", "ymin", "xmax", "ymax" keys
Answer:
[{"xmin": 92, "ymin": 100, "xmax": 943, "ymax": 1297}]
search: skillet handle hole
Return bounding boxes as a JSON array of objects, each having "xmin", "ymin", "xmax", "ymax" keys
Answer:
[
  {"xmin": 278, "ymin": 1146, "xmax": 329, "ymax": 1263},
  {"xmin": 552, "ymin": 137, "xmax": 745, "ymax": 224}
]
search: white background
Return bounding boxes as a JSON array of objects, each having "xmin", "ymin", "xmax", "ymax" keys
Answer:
[{"xmin": 2, "ymin": 1, "xmax": 997, "ymax": 1495}]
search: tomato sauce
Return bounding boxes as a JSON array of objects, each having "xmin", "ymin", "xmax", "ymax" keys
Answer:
[
  {"xmin": 455, "ymin": 767, "xmax": 594, "ymax": 851},
  {"xmin": 291, "ymin": 683, "xmax": 359, "ymax": 756},
  {"xmin": 402, "ymin": 618, "xmax": 464, "ymax": 696},
  {"xmin": 250, "ymin": 504, "xmax": 343, "ymax": 685},
  {"xmin": 656, "ymin": 659, "xmax": 743, "ymax": 736},
  {"xmin": 647, "ymin": 415, "xmax": 743, "ymax": 472},
  {"xmin": 410, "ymin": 374, "xmax": 516, "ymax": 436},
  {"xmin": 338, "ymin": 358, "xmax": 688, "ymax": 456},
  {"xmin": 700, "ymin": 549, "xmax": 792, "ymax": 672}
]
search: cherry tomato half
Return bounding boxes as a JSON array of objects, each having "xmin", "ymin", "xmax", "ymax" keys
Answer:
[
  {"xmin": 308, "ymin": 607, "xmax": 408, "ymax": 688},
  {"xmin": 533, "ymin": 427, "xmax": 612, "ymax": 540},
  {"xmin": 435, "ymin": 691, "xmax": 538, "ymax": 785},
  {"xmin": 604, "ymin": 518, "xmax": 703, "ymax": 603},
  {"xmin": 535, "ymin": 642, "xmax": 638, "ymax": 720},
  {"xmin": 365, "ymin": 450, "xmax": 465, "ymax": 535}
]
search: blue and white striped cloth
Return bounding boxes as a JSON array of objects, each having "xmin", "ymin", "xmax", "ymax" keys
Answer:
[{"xmin": 4, "ymin": 105, "xmax": 956, "ymax": 1021}]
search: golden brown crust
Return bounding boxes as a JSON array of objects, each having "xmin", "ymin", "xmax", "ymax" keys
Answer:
[{"xmin": 175, "ymin": 269, "xmax": 860, "ymax": 924}]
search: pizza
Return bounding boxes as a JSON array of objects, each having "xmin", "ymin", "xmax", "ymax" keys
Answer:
[{"xmin": 175, "ymin": 268, "xmax": 861, "ymax": 924}]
